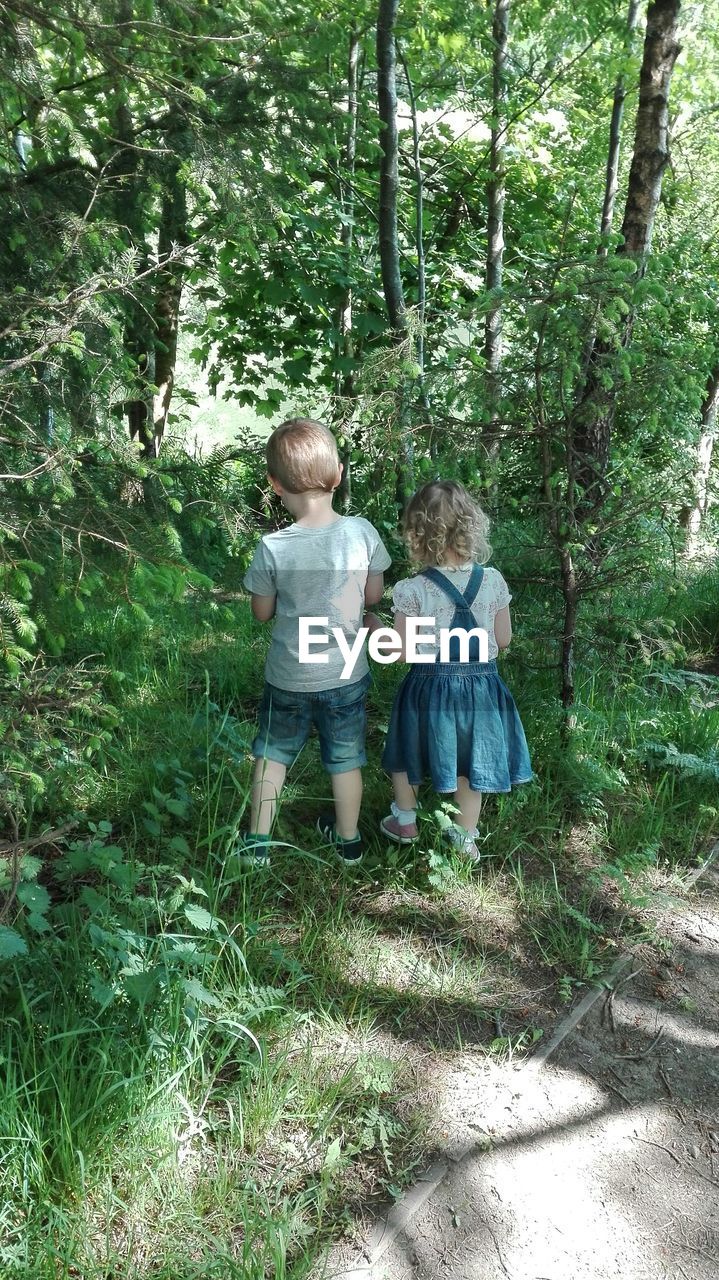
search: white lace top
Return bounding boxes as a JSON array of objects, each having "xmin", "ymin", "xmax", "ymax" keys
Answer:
[{"xmin": 392, "ymin": 563, "xmax": 511, "ymax": 661}]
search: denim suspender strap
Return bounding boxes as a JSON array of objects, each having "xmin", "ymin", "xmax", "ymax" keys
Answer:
[
  {"xmin": 462, "ymin": 564, "xmax": 484, "ymax": 607},
  {"xmin": 420, "ymin": 567, "xmax": 467, "ymax": 606},
  {"xmin": 420, "ymin": 565, "xmax": 484, "ymax": 608}
]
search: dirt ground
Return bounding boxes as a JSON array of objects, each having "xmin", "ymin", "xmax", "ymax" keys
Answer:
[{"xmin": 320, "ymin": 855, "xmax": 719, "ymax": 1280}]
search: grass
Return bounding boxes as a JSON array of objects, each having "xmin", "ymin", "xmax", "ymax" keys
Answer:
[{"xmin": 1, "ymin": 564, "xmax": 718, "ymax": 1276}]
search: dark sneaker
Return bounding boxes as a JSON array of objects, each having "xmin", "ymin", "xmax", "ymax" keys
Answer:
[
  {"xmin": 316, "ymin": 814, "xmax": 364, "ymax": 864},
  {"xmin": 235, "ymin": 833, "xmax": 272, "ymax": 868}
]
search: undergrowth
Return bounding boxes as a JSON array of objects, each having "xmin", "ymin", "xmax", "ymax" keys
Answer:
[{"xmin": 1, "ymin": 562, "xmax": 718, "ymax": 1277}]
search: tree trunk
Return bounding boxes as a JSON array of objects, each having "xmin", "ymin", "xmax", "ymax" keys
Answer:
[
  {"xmin": 376, "ymin": 0, "xmax": 413, "ymax": 503},
  {"xmin": 336, "ymin": 26, "xmax": 361, "ymax": 509},
  {"xmin": 151, "ymin": 165, "xmax": 189, "ymax": 454},
  {"xmin": 398, "ymin": 42, "xmax": 434, "ymax": 450},
  {"xmin": 377, "ymin": 0, "xmax": 406, "ymax": 333},
  {"xmin": 573, "ymin": 0, "xmax": 681, "ymax": 507},
  {"xmin": 111, "ymin": 4, "xmax": 155, "ymax": 457},
  {"xmin": 483, "ymin": 0, "xmax": 510, "ymax": 463},
  {"xmin": 683, "ymin": 363, "xmax": 719, "ymax": 551},
  {"xmin": 620, "ymin": 0, "xmax": 681, "ymax": 261},
  {"xmin": 599, "ymin": 0, "xmax": 642, "ymax": 250},
  {"xmin": 559, "ymin": 550, "xmax": 579, "ymax": 710}
]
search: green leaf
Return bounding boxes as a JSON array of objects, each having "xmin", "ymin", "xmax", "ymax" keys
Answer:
[
  {"xmin": 0, "ymin": 926, "xmax": 28, "ymax": 959},
  {"xmin": 89, "ymin": 972, "xmax": 116, "ymax": 1007},
  {"xmin": 165, "ymin": 797, "xmax": 189, "ymax": 818},
  {"xmin": 19, "ymin": 854, "xmax": 43, "ymax": 881},
  {"xmin": 183, "ymin": 978, "xmax": 221, "ymax": 1007},
  {"xmin": 122, "ymin": 969, "xmax": 159, "ymax": 1007},
  {"xmin": 27, "ymin": 912, "xmax": 52, "ymax": 934},
  {"xmin": 184, "ymin": 904, "xmax": 216, "ymax": 932},
  {"xmin": 17, "ymin": 882, "xmax": 51, "ymax": 914},
  {"xmin": 169, "ymin": 835, "xmax": 191, "ymax": 856},
  {"xmin": 323, "ymin": 1137, "xmax": 343, "ymax": 1170},
  {"xmin": 80, "ymin": 886, "xmax": 108, "ymax": 914}
]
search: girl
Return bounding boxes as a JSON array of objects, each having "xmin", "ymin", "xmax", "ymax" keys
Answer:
[{"xmin": 380, "ymin": 480, "xmax": 532, "ymax": 860}]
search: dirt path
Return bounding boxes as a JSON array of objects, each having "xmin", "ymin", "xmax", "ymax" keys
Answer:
[{"xmin": 322, "ymin": 856, "xmax": 719, "ymax": 1280}]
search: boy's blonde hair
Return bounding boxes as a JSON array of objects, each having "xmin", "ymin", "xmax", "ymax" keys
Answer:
[
  {"xmin": 266, "ymin": 418, "xmax": 340, "ymax": 494},
  {"xmin": 403, "ymin": 480, "xmax": 491, "ymax": 566}
]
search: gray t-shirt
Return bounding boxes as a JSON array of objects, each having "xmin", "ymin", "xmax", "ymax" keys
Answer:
[{"xmin": 243, "ymin": 516, "xmax": 392, "ymax": 691}]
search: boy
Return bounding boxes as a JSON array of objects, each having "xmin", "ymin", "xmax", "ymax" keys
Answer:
[{"xmin": 239, "ymin": 418, "xmax": 391, "ymax": 865}]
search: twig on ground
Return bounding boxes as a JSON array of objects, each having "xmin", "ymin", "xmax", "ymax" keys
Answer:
[
  {"xmin": 635, "ymin": 1136, "xmax": 682, "ymax": 1165},
  {"xmin": 615, "ymin": 1026, "xmax": 665, "ymax": 1060},
  {"xmin": 658, "ymin": 1063, "xmax": 674, "ymax": 1099},
  {"xmin": 634, "ymin": 1139, "xmax": 719, "ymax": 1191},
  {"xmin": 602, "ymin": 988, "xmax": 616, "ymax": 1033},
  {"xmin": 602, "ymin": 966, "xmax": 642, "ymax": 1034},
  {"xmin": 607, "ymin": 1064, "xmax": 632, "ymax": 1092},
  {"xmin": 487, "ymin": 1225, "xmax": 513, "ymax": 1278},
  {"xmin": 579, "ymin": 1062, "xmax": 632, "ymax": 1105},
  {"xmin": 680, "ymin": 1162, "xmax": 719, "ymax": 1191}
]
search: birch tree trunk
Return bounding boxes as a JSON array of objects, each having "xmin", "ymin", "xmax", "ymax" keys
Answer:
[
  {"xmin": 377, "ymin": 0, "xmax": 406, "ymax": 333},
  {"xmin": 483, "ymin": 0, "xmax": 510, "ymax": 462},
  {"xmin": 683, "ymin": 364, "xmax": 719, "ymax": 552},
  {"xmin": 336, "ymin": 26, "xmax": 360, "ymax": 508},
  {"xmin": 151, "ymin": 161, "xmax": 188, "ymax": 454},
  {"xmin": 397, "ymin": 46, "xmax": 425, "ymax": 387},
  {"xmin": 339, "ymin": 27, "xmax": 360, "ymax": 397},
  {"xmin": 573, "ymin": 0, "xmax": 681, "ymax": 508},
  {"xmin": 376, "ymin": 0, "xmax": 413, "ymax": 502}
]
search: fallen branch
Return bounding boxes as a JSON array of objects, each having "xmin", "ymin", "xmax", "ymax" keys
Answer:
[{"xmin": 0, "ymin": 822, "xmax": 77, "ymax": 857}]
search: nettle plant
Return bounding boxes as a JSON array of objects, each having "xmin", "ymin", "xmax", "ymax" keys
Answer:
[{"xmin": 1, "ymin": 814, "xmax": 269, "ymax": 1065}]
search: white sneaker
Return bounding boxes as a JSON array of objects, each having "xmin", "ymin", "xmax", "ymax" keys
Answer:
[{"xmin": 443, "ymin": 827, "xmax": 481, "ymax": 863}]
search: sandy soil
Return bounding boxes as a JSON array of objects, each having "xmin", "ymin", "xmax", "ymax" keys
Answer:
[{"xmin": 320, "ymin": 857, "xmax": 719, "ymax": 1280}]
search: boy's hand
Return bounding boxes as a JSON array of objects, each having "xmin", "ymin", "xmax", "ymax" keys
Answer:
[
  {"xmin": 363, "ymin": 610, "xmax": 385, "ymax": 635},
  {"xmin": 363, "ymin": 610, "xmax": 382, "ymax": 633}
]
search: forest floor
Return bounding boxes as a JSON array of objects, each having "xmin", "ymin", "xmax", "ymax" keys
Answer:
[{"xmin": 319, "ymin": 851, "xmax": 719, "ymax": 1280}]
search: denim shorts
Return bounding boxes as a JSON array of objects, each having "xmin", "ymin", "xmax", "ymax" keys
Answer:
[{"xmin": 252, "ymin": 673, "xmax": 371, "ymax": 774}]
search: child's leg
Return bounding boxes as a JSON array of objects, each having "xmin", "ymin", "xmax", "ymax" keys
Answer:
[
  {"xmin": 453, "ymin": 776, "xmax": 482, "ymax": 833},
  {"xmin": 391, "ymin": 772, "xmax": 417, "ymax": 812},
  {"xmin": 250, "ymin": 757, "xmax": 287, "ymax": 835},
  {"xmin": 316, "ymin": 676, "xmax": 369, "ymax": 844},
  {"xmin": 331, "ymin": 767, "xmax": 363, "ymax": 840},
  {"xmin": 379, "ymin": 770, "xmax": 419, "ymax": 843}
]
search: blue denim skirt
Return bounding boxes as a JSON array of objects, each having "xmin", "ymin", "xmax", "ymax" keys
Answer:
[{"xmin": 381, "ymin": 660, "xmax": 533, "ymax": 794}]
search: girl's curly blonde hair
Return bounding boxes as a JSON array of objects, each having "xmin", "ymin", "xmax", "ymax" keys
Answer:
[{"xmin": 403, "ymin": 480, "xmax": 491, "ymax": 567}]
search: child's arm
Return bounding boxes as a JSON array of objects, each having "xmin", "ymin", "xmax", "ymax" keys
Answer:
[
  {"xmin": 251, "ymin": 593, "xmax": 277, "ymax": 622},
  {"xmin": 494, "ymin": 606, "xmax": 512, "ymax": 650},
  {"xmin": 365, "ymin": 572, "xmax": 385, "ymax": 606},
  {"xmin": 243, "ymin": 537, "xmax": 276, "ymax": 621},
  {"xmin": 392, "ymin": 611, "xmax": 410, "ymax": 662}
]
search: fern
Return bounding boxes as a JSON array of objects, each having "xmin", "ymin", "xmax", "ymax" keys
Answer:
[{"xmin": 638, "ymin": 740, "xmax": 719, "ymax": 782}]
